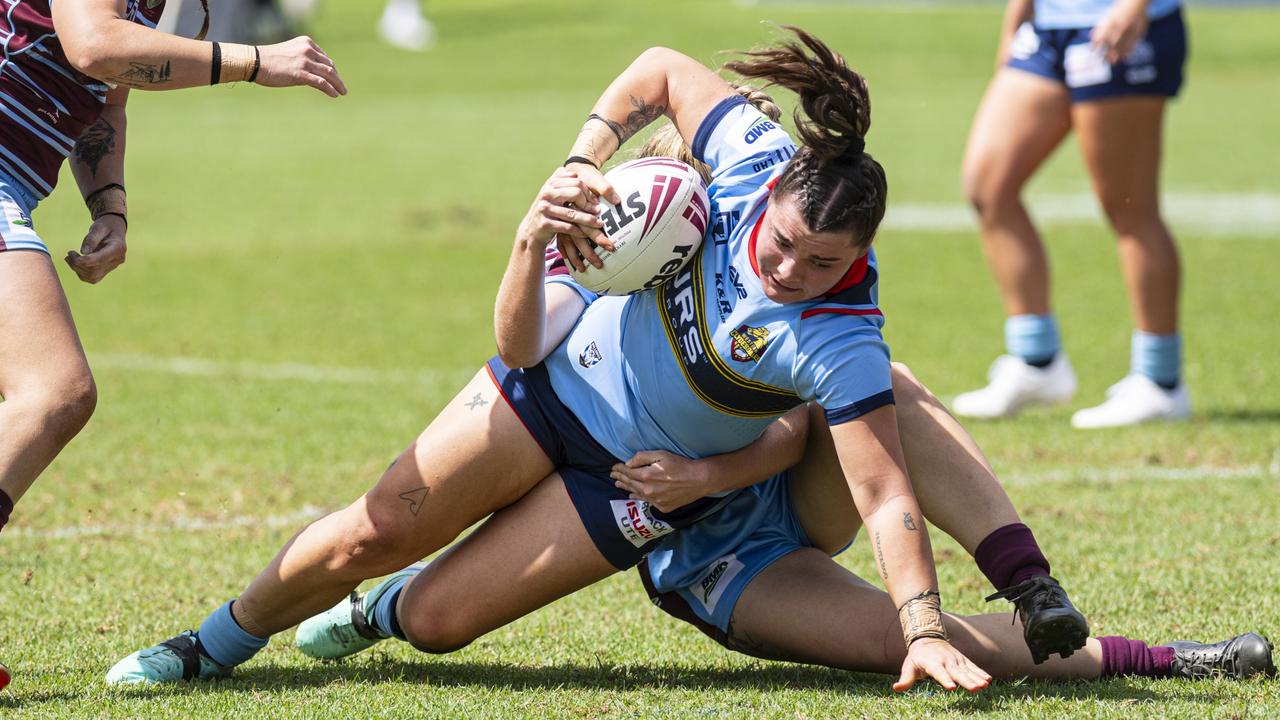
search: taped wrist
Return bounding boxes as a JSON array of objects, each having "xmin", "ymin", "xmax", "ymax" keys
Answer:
[
  {"xmin": 899, "ymin": 590, "xmax": 948, "ymax": 647},
  {"xmin": 85, "ymin": 183, "xmax": 127, "ymax": 223},
  {"xmin": 211, "ymin": 42, "xmax": 260, "ymax": 85}
]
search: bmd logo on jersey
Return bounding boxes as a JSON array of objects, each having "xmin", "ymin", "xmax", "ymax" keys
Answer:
[
  {"xmin": 610, "ymin": 499, "xmax": 675, "ymax": 548},
  {"xmin": 729, "ymin": 324, "xmax": 771, "ymax": 363},
  {"xmin": 578, "ymin": 341, "xmax": 603, "ymax": 368},
  {"xmin": 743, "ymin": 118, "xmax": 777, "ymax": 144},
  {"xmin": 692, "ymin": 554, "xmax": 745, "ymax": 613}
]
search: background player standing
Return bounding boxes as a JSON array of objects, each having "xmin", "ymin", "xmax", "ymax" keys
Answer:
[{"xmin": 952, "ymin": 0, "xmax": 1189, "ymax": 428}]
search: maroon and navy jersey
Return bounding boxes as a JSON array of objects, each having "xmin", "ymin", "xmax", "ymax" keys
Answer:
[{"xmin": 0, "ymin": 0, "xmax": 164, "ymax": 200}]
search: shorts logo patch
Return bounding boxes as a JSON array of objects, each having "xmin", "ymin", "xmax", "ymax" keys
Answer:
[
  {"xmin": 1010, "ymin": 23, "xmax": 1040, "ymax": 60},
  {"xmin": 691, "ymin": 553, "xmax": 745, "ymax": 614},
  {"xmin": 578, "ymin": 341, "xmax": 603, "ymax": 368},
  {"xmin": 1064, "ymin": 43, "xmax": 1112, "ymax": 88},
  {"xmin": 610, "ymin": 499, "xmax": 675, "ymax": 548},
  {"xmin": 729, "ymin": 324, "xmax": 770, "ymax": 363}
]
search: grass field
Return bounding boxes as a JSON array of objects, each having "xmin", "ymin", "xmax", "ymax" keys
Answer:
[{"xmin": 2, "ymin": 1, "xmax": 1278, "ymax": 717}]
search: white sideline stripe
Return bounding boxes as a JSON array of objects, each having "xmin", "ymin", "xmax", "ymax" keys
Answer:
[
  {"xmin": 8, "ymin": 504, "xmax": 326, "ymax": 540},
  {"xmin": 1004, "ymin": 463, "xmax": 1279, "ymax": 485},
  {"xmin": 89, "ymin": 352, "xmax": 469, "ymax": 387},
  {"xmin": 10, "ymin": 465, "xmax": 1278, "ymax": 540},
  {"xmin": 885, "ymin": 192, "xmax": 1280, "ymax": 237}
]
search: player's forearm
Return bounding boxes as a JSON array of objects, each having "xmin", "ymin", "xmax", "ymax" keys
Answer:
[
  {"xmin": 70, "ymin": 100, "xmax": 128, "ymax": 224},
  {"xmin": 859, "ymin": 491, "xmax": 939, "ymax": 605},
  {"xmin": 697, "ymin": 405, "xmax": 810, "ymax": 494},
  {"xmin": 568, "ymin": 48, "xmax": 691, "ymax": 166},
  {"xmin": 53, "ymin": 11, "xmax": 252, "ymax": 90},
  {"xmin": 494, "ymin": 234, "xmax": 551, "ymax": 368},
  {"xmin": 71, "ymin": 101, "xmax": 126, "ymax": 194}
]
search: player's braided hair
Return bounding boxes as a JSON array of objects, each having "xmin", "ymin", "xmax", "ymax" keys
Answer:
[
  {"xmin": 638, "ymin": 84, "xmax": 782, "ymax": 182},
  {"xmin": 725, "ymin": 26, "xmax": 887, "ymax": 249}
]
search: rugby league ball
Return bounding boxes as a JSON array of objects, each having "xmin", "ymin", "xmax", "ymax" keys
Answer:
[{"xmin": 569, "ymin": 157, "xmax": 709, "ymax": 295}]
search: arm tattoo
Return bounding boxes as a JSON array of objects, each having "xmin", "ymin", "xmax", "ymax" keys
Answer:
[
  {"xmin": 875, "ymin": 530, "xmax": 889, "ymax": 581},
  {"xmin": 465, "ymin": 393, "xmax": 489, "ymax": 410},
  {"xmin": 73, "ymin": 117, "xmax": 117, "ymax": 177},
  {"xmin": 107, "ymin": 60, "xmax": 173, "ymax": 87},
  {"xmin": 616, "ymin": 95, "xmax": 666, "ymax": 145},
  {"xmin": 902, "ymin": 512, "xmax": 918, "ymax": 532},
  {"xmin": 398, "ymin": 486, "xmax": 430, "ymax": 516}
]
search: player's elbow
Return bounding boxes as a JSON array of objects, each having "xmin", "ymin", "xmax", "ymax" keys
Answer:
[
  {"xmin": 496, "ymin": 344, "xmax": 539, "ymax": 370},
  {"xmin": 63, "ymin": 35, "xmax": 115, "ymax": 79}
]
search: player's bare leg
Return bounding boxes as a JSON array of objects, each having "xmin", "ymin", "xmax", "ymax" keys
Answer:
[
  {"xmin": 295, "ymin": 472, "xmax": 618, "ymax": 659},
  {"xmin": 789, "ymin": 363, "xmax": 1088, "ymax": 663},
  {"xmin": 721, "ymin": 549, "xmax": 1273, "ymax": 682},
  {"xmin": 0, "ymin": 252, "xmax": 97, "ymax": 521},
  {"xmin": 1070, "ymin": 97, "xmax": 1188, "ymax": 428},
  {"xmin": 107, "ymin": 366, "xmax": 557, "ymax": 683},
  {"xmin": 954, "ymin": 69, "xmax": 1077, "ymax": 419}
]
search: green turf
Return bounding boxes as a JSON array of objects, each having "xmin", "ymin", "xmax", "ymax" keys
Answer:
[{"xmin": 1, "ymin": 1, "xmax": 1278, "ymax": 716}]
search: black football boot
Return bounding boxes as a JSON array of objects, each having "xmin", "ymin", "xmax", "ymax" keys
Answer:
[
  {"xmin": 1169, "ymin": 633, "xmax": 1276, "ymax": 679},
  {"xmin": 985, "ymin": 575, "xmax": 1090, "ymax": 664}
]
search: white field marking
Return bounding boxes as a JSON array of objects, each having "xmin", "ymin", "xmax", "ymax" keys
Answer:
[
  {"xmin": 1003, "ymin": 463, "xmax": 1279, "ymax": 486},
  {"xmin": 89, "ymin": 352, "xmax": 471, "ymax": 387},
  {"xmin": 8, "ymin": 504, "xmax": 326, "ymax": 540},
  {"xmin": 11, "ymin": 464, "xmax": 1278, "ymax": 540},
  {"xmin": 885, "ymin": 192, "xmax": 1280, "ymax": 237}
]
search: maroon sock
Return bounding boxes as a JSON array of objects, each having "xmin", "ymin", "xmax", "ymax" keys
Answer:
[
  {"xmin": 974, "ymin": 522, "xmax": 1051, "ymax": 590},
  {"xmin": 0, "ymin": 488, "xmax": 12, "ymax": 533},
  {"xmin": 1099, "ymin": 636, "xmax": 1175, "ymax": 677}
]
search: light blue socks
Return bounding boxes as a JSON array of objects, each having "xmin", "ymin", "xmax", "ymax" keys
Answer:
[
  {"xmin": 1005, "ymin": 314, "xmax": 1061, "ymax": 367},
  {"xmin": 1131, "ymin": 331, "xmax": 1181, "ymax": 389},
  {"xmin": 196, "ymin": 600, "xmax": 269, "ymax": 667}
]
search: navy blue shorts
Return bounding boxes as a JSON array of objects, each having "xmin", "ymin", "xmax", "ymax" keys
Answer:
[
  {"xmin": 486, "ymin": 356, "xmax": 732, "ymax": 570},
  {"xmin": 1007, "ymin": 8, "xmax": 1186, "ymax": 102}
]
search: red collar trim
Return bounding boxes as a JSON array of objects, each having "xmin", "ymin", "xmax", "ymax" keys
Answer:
[{"xmin": 746, "ymin": 177, "xmax": 869, "ymax": 296}]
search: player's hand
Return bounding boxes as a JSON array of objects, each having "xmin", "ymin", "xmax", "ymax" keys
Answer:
[
  {"xmin": 65, "ymin": 214, "xmax": 126, "ymax": 284},
  {"xmin": 517, "ymin": 168, "xmax": 612, "ymax": 272},
  {"xmin": 611, "ymin": 450, "xmax": 712, "ymax": 513},
  {"xmin": 1090, "ymin": 0, "xmax": 1149, "ymax": 64},
  {"xmin": 255, "ymin": 36, "xmax": 348, "ymax": 97},
  {"xmin": 893, "ymin": 638, "xmax": 991, "ymax": 693}
]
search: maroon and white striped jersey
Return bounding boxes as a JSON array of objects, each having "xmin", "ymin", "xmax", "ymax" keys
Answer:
[{"xmin": 0, "ymin": 0, "xmax": 165, "ymax": 201}]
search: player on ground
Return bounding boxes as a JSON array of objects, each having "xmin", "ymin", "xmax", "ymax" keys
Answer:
[
  {"xmin": 952, "ymin": 0, "xmax": 1188, "ymax": 427},
  {"xmin": 0, "ymin": 0, "xmax": 345, "ymax": 686}
]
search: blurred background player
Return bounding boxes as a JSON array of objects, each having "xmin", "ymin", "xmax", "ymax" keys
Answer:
[
  {"xmin": 277, "ymin": 0, "xmax": 436, "ymax": 52},
  {"xmin": 952, "ymin": 0, "xmax": 1189, "ymax": 428},
  {"xmin": 0, "ymin": 0, "xmax": 344, "ymax": 687}
]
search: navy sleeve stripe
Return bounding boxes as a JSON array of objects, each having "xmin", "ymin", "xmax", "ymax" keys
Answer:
[
  {"xmin": 824, "ymin": 389, "xmax": 895, "ymax": 426},
  {"xmin": 692, "ymin": 95, "xmax": 748, "ymax": 164}
]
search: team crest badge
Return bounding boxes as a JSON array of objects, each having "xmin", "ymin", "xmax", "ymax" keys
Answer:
[
  {"xmin": 729, "ymin": 324, "xmax": 771, "ymax": 363},
  {"xmin": 578, "ymin": 341, "xmax": 603, "ymax": 368}
]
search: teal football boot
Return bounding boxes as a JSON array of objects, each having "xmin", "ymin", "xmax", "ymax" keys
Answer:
[
  {"xmin": 296, "ymin": 565, "xmax": 422, "ymax": 660},
  {"xmin": 105, "ymin": 631, "xmax": 232, "ymax": 684}
]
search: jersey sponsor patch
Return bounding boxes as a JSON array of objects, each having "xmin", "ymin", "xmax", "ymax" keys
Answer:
[
  {"xmin": 1010, "ymin": 22, "xmax": 1041, "ymax": 60},
  {"xmin": 690, "ymin": 553, "xmax": 746, "ymax": 614},
  {"xmin": 610, "ymin": 499, "xmax": 675, "ymax": 548}
]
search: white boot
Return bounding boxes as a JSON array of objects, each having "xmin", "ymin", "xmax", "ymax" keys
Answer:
[
  {"xmin": 377, "ymin": 0, "xmax": 436, "ymax": 52},
  {"xmin": 1070, "ymin": 374, "xmax": 1190, "ymax": 429},
  {"xmin": 952, "ymin": 354, "xmax": 1078, "ymax": 419}
]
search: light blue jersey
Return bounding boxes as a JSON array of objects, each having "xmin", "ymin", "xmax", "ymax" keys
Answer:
[
  {"xmin": 1034, "ymin": 0, "xmax": 1182, "ymax": 29},
  {"xmin": 543, "ymin": 96, "xmax": 893, "ymax": 464}
]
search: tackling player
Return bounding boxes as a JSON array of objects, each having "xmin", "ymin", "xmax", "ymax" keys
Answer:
[{"xmin": 0, "ymin": 0, "xmax": 345, "ymax": 687}]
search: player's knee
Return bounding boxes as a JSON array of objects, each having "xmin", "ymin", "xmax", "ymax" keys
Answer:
[
  {"xmin": 398, "ymin": 591, "xmax": 478, "ymax": 653},
  {"xmin": 32, "ymin": 372, "xmax": 98, "ymax": 443},
  {"xmin": 890, "ymin": 362, "xmax": 933, "ymax": 405},
  {"xmin": 1098, "ymin": 195, "xmax": 1162, "ymax": 238},
  {"xmin": 330, "ymin": 509, "xmax": 423, "ymax": 578}
]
